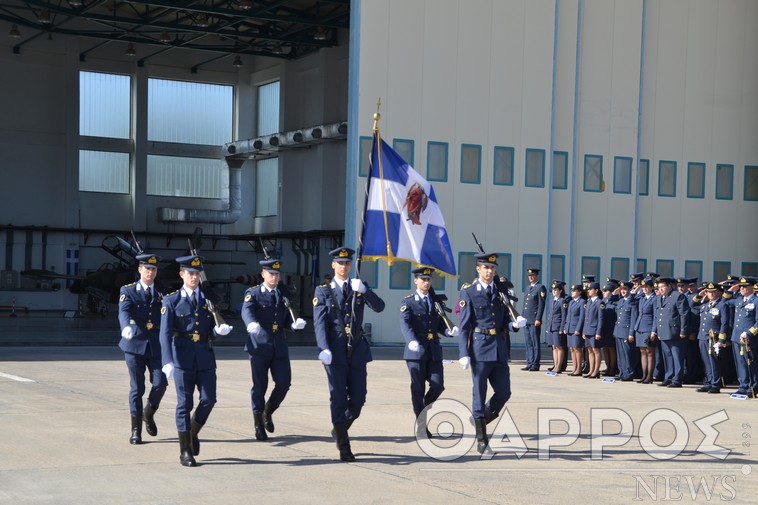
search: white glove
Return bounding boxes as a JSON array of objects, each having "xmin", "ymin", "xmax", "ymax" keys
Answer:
[
  {"xmin": 740, "ymin": 331, "xmax": 748, "ymax": 340},
  {"xmin": 162, "ymin": 363, "xmax": 174, "ymax": 380},
  {"xmin": 121, "ymin": 326, "xmax": 133, "ymax": 340},
  {"xmin": 292, "ymin": 318, "xmax": 306, "ymax": 330},
  {"xmin": 215, "ymin": 324, "xmax": 232, "ymax": 336},
  {"xmin": 713, "ymin": 343, "xmax": 721, "ymax": 356},
  {"xmin": 246, "ymin": 321, "xmax": 261, "ymax": 334},
  {"xmin": 318, "ymin": 349, "xmax": 333, "ymax": 365},
  {"xmin": 350, "ymin": 278, "xmax": 367, "ymax": 294},
  {"xmin": 514, "ymin": 316, "xmax": 527, "ymax": 328},
  {"xmin": 447, "ymin": 326, "xmax": 460, "ymax": 337},
  {"xmin": 408, "ymin": 340, "xmax": 420, "ymax": 352},
  {"xmin": 459, "ymin": 356, "xmax": 471, "ymax": 370}
]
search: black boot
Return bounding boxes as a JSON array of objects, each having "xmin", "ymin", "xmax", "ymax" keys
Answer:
[
  {"xmin": 484, "ymin": 406, "xmax": 499, "ymax": 425},
  {"xmin": 253, "ymin": 412, "xmax": 268, "ymax": 441},
  {"xmin": 332, "ymin": 423, "xmax": 355, "ymax": 462},
  {"xmin": 190, "ymin": 417, "xmax": 203, "ymax": 456},
  {"xmin": 474, "ymin": 418, "xmax": 488, "ymax": 454},
  {"xmin": 263, "ymin": 401, "xmax": 277, "ymax": 433},
  {"xmin": 178, "ymin": 431, "xmax": 196, "ymax": 467},
  {"xmin": 143, "ymin": 403, "xmax": 158, "ymax": 437},
  {"xmin": 129, "ymin": 416, "xmax": 142, "ymax": 445}
]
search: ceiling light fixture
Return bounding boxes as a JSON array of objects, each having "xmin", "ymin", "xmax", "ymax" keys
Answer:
[
  {"xmin": 9, "ymin": 24, "xmax": 21, "ymax": 38},
  {"xmin": 159, "ymin": 30, "xmax": 171, "ymax": 43},
  {"xmin": 232, "ymin": 55, "xmax": 243, "ymax": 68},
  {"xmin": 313, "ymin": 27, "xmax": 328, "ymax": 41},
  {"xmin": 271, "ymin": 44, "xmax": 284, "ymax": 55},
  {"xmin": 125, "ymin": 43, "xmax": 136, "ymax": 57},
  {"xmin": 69, "ymin": 0, "xmax": 83, "ymax": 7},
  {"xmin": 238, "ymin": 0, "xmax": 253, "ymax": 10},
  {"xmin": 196, "ymin": 13, "xmax": 209, "ymax": 28},
  {"xmin": 38, "ymin": 10, "xmax": 52, "ymax": 24}
]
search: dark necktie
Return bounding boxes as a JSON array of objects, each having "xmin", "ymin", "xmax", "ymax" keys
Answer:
[
  {"xmin": 486, "ymin": 285, "xmax": 493, "ymax": 302},
  {"xmin": 145, "ymin": 287, "xmax": 152, "ymax": 304},
  {"xmin": 190, "ymin": 291, "xmax": 197, "ymax": 311},
  {"xmin": 272, "ymin": 289, "xmax": 279, "ymax": 305},
  {"xmin": 424, "ymin": 296, "xmax": 431, "ymax": 313},
  {"xmin": 342, "ymin": 282, "xmax": 349, "ymax": 300}
]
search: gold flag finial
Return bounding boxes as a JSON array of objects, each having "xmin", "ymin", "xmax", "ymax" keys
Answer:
[{"xmin": 373, "ymin": 97, "xmax": 381, "ymax": 131}]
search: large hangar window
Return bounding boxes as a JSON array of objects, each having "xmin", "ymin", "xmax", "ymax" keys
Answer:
[
  {"xmin": 256, "ymin": 81, "xmax": 280, "ymax": 216},
  {"xmin": 658, "ymin": 160, "xmax": 677, "ymax": 197},
  {"xmin": 715, "ymin": 164, "xmax": 734, "ymax": 200},
  {"xmin": 525, "ymin": 149, "xmax": 545, "ymax": 188},
  {"xmin": 79, "ymin": 71, "xmax": 131, "ymax": 193},
  {"xmin": 493, "ymin": 146, "xmax": 514, "ymax": 186},
  {"xmin": 552, "ymin": 151, "xmax": 568, "ymax": 190},
  {"xmin": 745, "ymin": 166, "xmax": 758, "ymax": 201},
  {"xmin": 614, "ymin": 157, "xmax": 632, "ymax": 194},
  {"xmin": 583, "ymin": 155, "xmax": 603, "ymax": 192},
  {"xmin": 460, "ymin": 144, "xmax": 482, "ymax": 184},
  {"xmin": 146, "ymin": 79, "xmax": 232, "ymax": 199},
  {"xmin": 427, "ymin": 142, "xmax": 448, "ymax": 182},
  {"xmin": 638, "ymin": 159, "xmax": 650, "ymax": 195},
  {"xmin": 687, "ymin": 162, "xmax": 705, "ymax": 199}
]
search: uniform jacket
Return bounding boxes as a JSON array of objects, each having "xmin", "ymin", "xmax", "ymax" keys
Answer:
[
  {"xmin": 601, "ymin": 295, "xmax": 618, "ymax": 338},
  {"xmin": 399, "ymin": 292, "xmax": 448, "ymax": 361},
  {"xmin": 724, "ymin": 292, "xmax": 758, "ymax": 343},
  {"xmin": 690, "ymin": 296, "xmax": 730, "ymax": 341},
  {"xmin": 652, "ymin": 290, "xmax": 690, "ymax": 340},
  {"xmin": 159, "ymin": 288, "xmax": 218, "ymax": 371},
  {"xmin": 313, "ymin": 279, "xmax": 385, "ymax": 366},
  {"xmin": 563, "ymin": 296, "xmax": 585, "ymax": 335},
  {"xmin": 610, "ymin": 295, "xmax": 638, "ymax": 339},
  {"xmin": 458, "ymin": 281, "xmax": 518, "ymax": 362},
  {"xmin": 546, "ymin": 295, "xmax": 569, "ymax": 333},
  {"xmin": 522, "ymin": 282, "xmax": 547, "ymax": 324},
  {"xmin": 634, "ymin": 294, "xmax": 656, "ymax": 334},
  {"xmin": 118, "ymin": 282, "xmax": 163, "ymax": 356},
  {"xmin": 241, "ymin": 282, "xmax": 294, "ymax": 359},
  {"xmin": 582, "ymin": 297, "xmax": 605, "ymax": 336}
]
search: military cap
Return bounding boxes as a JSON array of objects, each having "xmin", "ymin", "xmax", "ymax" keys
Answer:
[
  {"xmin": 738, "ymin": 276, "xmax": 757, "ymax": 286},
  {"xmin": 582, "ymin": 274, "xmax": 596, "ymax": 282},
  {"xmin": 587, "ymin": 282, "xmax": 601, "ymax": 290},
  {"xmin": 136, "ymin": 253, "xmax": 161, "ymax": 268},
  {"xmin": 570, "ymin": 284, "xmax": 584, "ymax": 292},
  {"xmin": 706, "ymin": 282, "xmax": 723, "ymax": 292},
  {"xmin": 551, "ymin": 280, "xmax": 566, "ymax": 290},
  {"xmin": 630, "ymin": 272, "xmax": 644, "ymax": 281},
  {"xmin": 526, "ymin": 268, "xmax": 540, "ymax": 275},
  {"xmin": 413, "ymin": 267, "xmax": 434, "ymax": 278},
  {"xmin": 720, "ymin": 275, "xmax": 737, "ymax": 286},
  {"xmin": 657, "ymin": 277, "xmax": 675, "ymax": 285},
  {"xmin": 606, "ymin": 277, "xmax": 620, "ymax": 285},
  {"xmin": 476, "ymin": 253, "xmax": 498, "ymax": 266},
  {"xmin": 640, "ymin": 277, "xmax": 655, "ymax": 287},
  {"xmin": 676, "ymin": 277, "xmax": 688, "ymax": 286},
  {"xmin": 259, "ymin": 258, "xmax": 281, "ymax": 273},
  {"xmin": 176, "ymin": 255, "xmax": 204, "ymax": 272},
  {"xmin": 688, "ymin": 277, "xmax": 698, "ymax": 285},
  {"xmin": 645, "ymin": 272, "xmax": 660, "ymax": 278},
  {"xmin": 618, "ymin": 280, "xmax": 633, "ymax": 289},
  {"xmin": 329, "ymin": 247, "xmax": 355, "ymax": 262},
  {"xmin": 602, "ymin": 282, "xmax": 616, "ymax": 292}
]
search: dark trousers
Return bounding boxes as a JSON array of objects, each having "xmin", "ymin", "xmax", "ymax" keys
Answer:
[
  {"xmin": 732, "ymin": 340, "xmax": 758, "ymax": 392},
  {"xmin": 524, "ymin": 324, "xmax": 541, "ymax": 368},
  {"xmin": 325, "ymin": 362, "xmax": 367, "ymax": 424},
  {"xmin": 470, "ymin": 360, "xmax": 511, "ymax": 419},
  {"xmin": 616, "ymin": 338, "xmax": 640, "ymax": 379},
  {"xmin": 124, "ymin": 350, "xmax": 167, "ymax": 417},
  {"xmin": 249, "ymin": 354, "xmax": 291, "ymax": 413},
  {"xmin": 698, "ymin": 340, "xmax": 722, "ymax": 389},
  {"xmin": 174, "ymin": 366, "xmax": 217, "ymax": 431},
  {"xmin": 661, "ymin": 338, "xmax": 685, "ymax": 385},
  {"xmin": 682, "ymin": 338, "xmax": 703, "ymax": 383},
  {"xmin": 406, "ymin": 358, "xmax": 444, "ymax": 416}
]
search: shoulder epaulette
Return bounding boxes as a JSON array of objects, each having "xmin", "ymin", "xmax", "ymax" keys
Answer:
[
  {"xmin": 125, "ymin": 282, "xmax": 136, "ymax": 287},
  {"xmin": 462, "ymin": 283, "xmax": 473, "ymax": 290},
  {"xmin": 403, "ymin": 294, "xmax": 414, "ymax": 299}
]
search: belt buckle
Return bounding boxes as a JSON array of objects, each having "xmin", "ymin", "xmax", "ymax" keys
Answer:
[
  {"xmin": 146, "ymin": 322, "xmax": 154, "ymax": 331},
  {"xmin": 427, "ymin": 332, "xmax": 434, "ymax": 341},
  {"xmin": 488, "ymin": 328, "xmax": 497, "ymax": 335},
  {"xmin": 191, "ymin": 332, "xmax": 200, "ymax": 342},
  {"xmin": 272, "ymin": 323, "xmax": 279, "ymax": 332},
  {"xmin": 345, "ymin": 324, "xmax": 352, "ymax": 337}
]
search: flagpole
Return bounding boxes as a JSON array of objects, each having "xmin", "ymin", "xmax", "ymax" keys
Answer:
[{"xmin": 354, "ymin": 98, "xmax": 382, "ymax": 278}]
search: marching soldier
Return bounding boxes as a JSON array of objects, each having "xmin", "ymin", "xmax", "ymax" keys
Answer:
[
  {"xmin": 400, "ymin": 267, "xmax": 459, "ymax": 436},
  {"xmin": 313, "ymin": 247, "xmax": 385, "ymax": 462},
  {"xmin": 723, "ymin": 277, "xmax": 758, "ymax": 396},
  {"xmin": 458, "ymin": 253, "xmax": 526, "ymax": 454},
  {"xmin": 522, "ymin": 268, "xmax": 546, "ymax": 371},
  {"xmin": 691, "ymin": 282, "xmax": 730, "ymax": 393},
  {"xmin": 159, "ymin": 255, "xmax": 233, "ymax": 467},
  {"xmin": 117, "ymin": 253, "xmax": 167, "ymax": 445},
  {"xmin": 241, "ymin": 258, "xmax": 306, "ymax": 441},
  {"xmin": 651, "ymin": 277, "xmax": 690, "ymax": 388}
]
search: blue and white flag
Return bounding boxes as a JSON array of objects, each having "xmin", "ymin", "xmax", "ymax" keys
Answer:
[{"xmin": 360, "ymin": 134, "xmax": 456, "ymax": 276}]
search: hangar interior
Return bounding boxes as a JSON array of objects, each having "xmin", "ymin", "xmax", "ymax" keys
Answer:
[{"xmin": 1, "ymin": 0, "xmax": 757, "ymax": 347}]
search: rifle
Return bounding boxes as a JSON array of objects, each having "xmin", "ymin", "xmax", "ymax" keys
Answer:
[
  {"xmin": 471, "ymin": 233, "xmax": 521, "ymax": 320},
  {"xmin": 428, "ymin": 286, "xmax": 456, "ymax": 335},
  {"xmin": 259, "ymin": 238, "xmax": 300, "ymax": 323},
  {"xmin": 187, "ymin": 237, "xmax": 227, "ymax": 329}
]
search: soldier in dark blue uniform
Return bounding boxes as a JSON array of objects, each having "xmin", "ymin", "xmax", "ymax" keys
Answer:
[
  {"xmin": 651, "ymin": 277, "xmax": 690, "ymax": 388},
  {"xmin": 313, "ymin": 247, "xmax": 385, "ymax": 462},
  {"xmin": 582, "ymin": 282, "xmax": 605, "ymax": 378},
  {"xmin": 458, "ymin": 253, "xmax": 525, "ymax": 454},
  {"xmin": 690, "ymin": 282, "xmax": 730, "ymax": 393},
  {"xmin": 400, "ymin": 267, "xmax": 459, "ymax": 436},
  {"xmin": 563, "ymin": 283, "xmax": 586, "ymax": 376},
  {"xmin": 160, "ymin": 255, "xmax": 232, "ymax": 467},
  {"xmin": 118, "ymin": 253, "xmax": 167, "ymax": 445},
  {"xmin": 609, "ymin": 281, "xmax": 639, "ymax": 381},
  {"xmin": 634, "ymin": 277, "xmax": 658, "ymax": 383},
  {"xmin": 600, "ymin": 282, "xmax": 619, "ymax": 376},
  {"xmin": 241, "ymin": 258, "xmax": 306, "ymax": 441},
  {"xmin": 521, "ymin": 268, "xmax": 546, "ymax": 371},
  {"xmin": 545, "ymin": 280, "xmax": 568, "ymax": 373},
  {"xmin": 678, "ymin": 277, "xmax": 703, "ymax": 383},
  {"xmin": 723, "ymin": 277, "xmax": 758, "ymax": 396}
]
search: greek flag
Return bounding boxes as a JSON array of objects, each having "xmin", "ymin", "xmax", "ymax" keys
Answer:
[{"xmin": 360, "ymin": 134, "xmax": 456, "ymax": 276}]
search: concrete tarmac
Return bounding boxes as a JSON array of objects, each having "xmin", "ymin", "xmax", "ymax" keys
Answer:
[{"xmin": 1, "ymin": 343, "xmax": 756, "ymax": 505}]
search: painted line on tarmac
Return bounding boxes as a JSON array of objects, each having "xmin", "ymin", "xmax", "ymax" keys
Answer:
[{"xmin": 0, "ymin": 371, "xmax": 36, "ymax": 383}]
